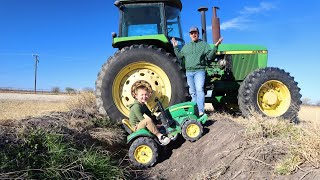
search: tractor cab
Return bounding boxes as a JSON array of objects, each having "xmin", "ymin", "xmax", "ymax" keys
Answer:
[{"xmin": 113, "ymin": 0, "xmax": 184, "ymax": 49}]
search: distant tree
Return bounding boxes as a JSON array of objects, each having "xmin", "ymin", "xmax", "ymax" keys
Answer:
[
  {"xmin": 51, "ymin": 87, "xmax": 61, "ymax": 94},
  {"xmin": 65, "ymin": 87, "xmax": 76, "ymax": 94},
  {"xmin": 81, "ymin": 87, "xmax": 94, "ymax": 93},
  {"xmin": 316, "ymin": 100, "xmax": 320, "ymax": 106},
  {"xmin": 302, "ymin": 97, "xmax": 312, "ymax": 105}
]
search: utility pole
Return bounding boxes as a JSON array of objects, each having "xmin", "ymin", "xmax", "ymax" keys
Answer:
[{"xmin": 33, "ymin": 54, "xmax": 39, "ymax": 94}]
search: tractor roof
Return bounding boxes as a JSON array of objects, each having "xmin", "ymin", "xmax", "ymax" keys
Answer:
[{"xmin": 119, "ymin": 0, "xmax": 182, "ymax": 10}]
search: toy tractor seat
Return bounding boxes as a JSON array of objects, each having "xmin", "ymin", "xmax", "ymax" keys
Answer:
[{"xmin": 122, "ymin": 119, "xmax": 135, "ymax": 134}]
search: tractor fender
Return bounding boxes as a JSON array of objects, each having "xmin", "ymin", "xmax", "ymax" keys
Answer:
[
  {"xmin": 180, "ymin": 115, "xmax": 199, "ymax": 127},
  {"xmin": 127, "ymin": 128, "xmax": 156, "ymax": 144},
  {"xmin": 180, "ymin": 114, "xmax": 208, "ymax": 129},
  {"xmin": 180, "ymin": 117, "xmax": 192, "ymax": 128}
]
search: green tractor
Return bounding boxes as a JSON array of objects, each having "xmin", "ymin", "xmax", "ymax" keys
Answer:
[{"xmin": 96, "ymin": 0, "xmax": 302, "ymax": 122}]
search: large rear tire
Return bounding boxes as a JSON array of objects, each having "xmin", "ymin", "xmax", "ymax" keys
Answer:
[
  {"xmin": 95, "ymin": 44, "xmax": 188, "ymax": 122},
  {"xmin": 238, "ymin": 67, "xmax": 302, "ymax": 121}
]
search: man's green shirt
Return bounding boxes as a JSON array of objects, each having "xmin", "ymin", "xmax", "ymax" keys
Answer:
[
  {"xmin": 174, "ymin": 40, "xmax": 217, "ymax": 71},
  {"xmin": 129, "ymin": 100, "xmax": 152, "ymax": 127}
]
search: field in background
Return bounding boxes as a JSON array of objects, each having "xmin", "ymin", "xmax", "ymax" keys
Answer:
[
  {"xmin": 205, "ymin": 103, "xmax": 320, "ymax": 123},
  {"xmin": 298, "ymin": 105, "xmax": 320, "ymax": 123},
  {"xmin": 1, "ymin": 93, "xmax": 319, "ymax": 123},
  {"xmin": 0, "ymin": 100, "xmax": 69, "ymax": 120},
  {"xmin": 0, "ymin": 93, "xmax": 71, "ymax": 120},
  {"xmin": 0, "ymin": 92, "xmax": 95, "ymax": 120}
]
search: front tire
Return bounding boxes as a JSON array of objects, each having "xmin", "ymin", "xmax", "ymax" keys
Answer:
[
  {"xmin": 95, "ymin": 44, "xmax": 188, "ymax": 122},
  {"xmin": 238, "ymin": 67, "xmax": 302, "ymax": 121},
  {"xmin": 182, "ymin": 120, "xmax": 203, "ymax": 142},
  {"xmin": 129, "ymin": 137, "xmax": 158, "ymax": 168}
]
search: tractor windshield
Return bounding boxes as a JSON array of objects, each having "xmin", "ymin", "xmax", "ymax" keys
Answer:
[
  {"xmin": 165, "ymin": 5, "xmax": 184, "ymax": 46},
  {"xmin": 120, "ymin": 3, "xmax": 164, "ymax": 37}
]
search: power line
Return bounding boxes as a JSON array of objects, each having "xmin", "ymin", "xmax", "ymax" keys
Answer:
[{"xmin": 33, "ymin": 54, "xmax": 39, "ymax": 94}]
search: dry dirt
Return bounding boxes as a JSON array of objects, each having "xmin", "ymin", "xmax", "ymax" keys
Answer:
[
  {"xmin": 1, "ymin": 93, "xmax": 320, "ymax": 179},
  {"xmin": 147, "ymin": 117, "xmax": 320, "ymax": 180}
]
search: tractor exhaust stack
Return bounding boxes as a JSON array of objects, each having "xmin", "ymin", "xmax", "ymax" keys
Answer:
[
  {"xmin": 198, "ymin": 7, "xmax": 208, "ymax": 42},
  {"xmin": 212, "ymin": 6, "xmax": 221, "ymax": 43}
]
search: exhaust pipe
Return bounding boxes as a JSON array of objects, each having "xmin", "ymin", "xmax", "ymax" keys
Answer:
[
  {"xmin": 212, "ymin": 6, "xmax": 221, "ymax": 43},
  {"xmin": 198, "ymin": 7, "xmax": 208, "ymax": 42}
]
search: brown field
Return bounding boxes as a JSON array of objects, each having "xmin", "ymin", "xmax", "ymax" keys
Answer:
[
  {"xmin": 0, "ymin": 92, "xmax": 95, "ymax": 120},
  {"xmin": 0, "ymin": 100, "xmax": 70, "ymax": 120},
  {"xmin": 298, "ymin": 105, "xmax": 320, "ymax": 123},
  {"xmin": 0, "ymin": 93, "xmax": 71, "ymax": 120},
  {"xmin": 1, "ymin": 92, "xmax": 319, "ymax": 123}
]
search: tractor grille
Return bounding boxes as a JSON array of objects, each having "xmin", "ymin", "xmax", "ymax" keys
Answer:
[{"xmin": 232, "ymin": 54, "xmax": 259, "ymax": 80}]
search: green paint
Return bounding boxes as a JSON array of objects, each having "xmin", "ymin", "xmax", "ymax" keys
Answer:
[
  {"xmin": 211, "ymin": 44, "xmax": 268, "ymax": 51},
  {"xmin": 127, "ymin": 128, "xmax": 153, "ymax": 143}
]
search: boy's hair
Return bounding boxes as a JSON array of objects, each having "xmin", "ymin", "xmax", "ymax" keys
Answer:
[
  {"xmin": 131, "ymin": 81, "xmax": 152, "ymax": 98},
  {"xmin": 135, "ymin": 85, "xmax": 149, "ymax": 93}
]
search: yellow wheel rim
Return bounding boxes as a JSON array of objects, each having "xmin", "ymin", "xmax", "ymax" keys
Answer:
[
  {"xmin": 186, "ymin": 124, "xmax": 200, "ymax": 138},
  {"xmin": 257, "ymin": 80, "xmax": 291, "ymax": 117},
  {"xmin": 134, "ymin": 145, "xmax": 153, "ymax": 164},
  {"xmin": 112, "ymin": 61, "xmax": 172, "ymax": 117}
]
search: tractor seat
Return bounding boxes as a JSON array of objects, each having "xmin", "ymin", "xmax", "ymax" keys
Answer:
[{"xmin": 122, "ymin": 119, "xmax": 135, "ymax": 134}]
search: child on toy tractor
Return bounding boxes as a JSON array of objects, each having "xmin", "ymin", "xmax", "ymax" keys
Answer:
[{"xmin": 129, "ymin": 83, "xmax": 171, "ymax": 145}]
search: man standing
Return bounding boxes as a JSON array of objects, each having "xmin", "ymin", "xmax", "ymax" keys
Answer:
[{"xmin": 171, "ymin": 27, "xmax": 223, "ymax": 115}]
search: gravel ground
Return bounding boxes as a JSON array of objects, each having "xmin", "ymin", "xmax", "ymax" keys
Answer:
[{"xmin": 0, "ymin": 93, "xmax": 71, "ymax": 102}]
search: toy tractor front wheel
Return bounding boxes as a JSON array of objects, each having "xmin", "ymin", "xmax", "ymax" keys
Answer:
[
  {"xmin": 182, "ymin": 120, "xmax": 203, "ymax": 142},
  {"xmin": 238, "ymin": 67, "xmax": 302, "ymax": 122},
  {"xmin": 129, "ymin": 137, "xmax": 158, "ymax": 168}
]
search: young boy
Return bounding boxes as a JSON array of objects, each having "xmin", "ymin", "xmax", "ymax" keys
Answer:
[{"xmin": 129, "ymin": 85, "xmax": 170, "ymax": 145}]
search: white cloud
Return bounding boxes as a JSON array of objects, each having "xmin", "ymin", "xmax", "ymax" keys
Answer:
[
  {"xmin": 218, "ymin": 2, "xmax": 276, "ymax": 31},
  {"xmin": 220, "ymin": 17, "xmax": 251, "ymax": 30},
  {"xmin": 240, "ymin": 2, "xmax": 275, "ymax": 15}
]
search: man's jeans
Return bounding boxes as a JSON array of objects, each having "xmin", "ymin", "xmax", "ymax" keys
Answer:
[{"xmin": 186, "ymin": 70, "xmax": 205, "ymax": 113}]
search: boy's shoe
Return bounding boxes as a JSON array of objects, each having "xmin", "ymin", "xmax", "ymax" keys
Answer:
[{"xmin": 159, "ymin": 135, "xmax": 170, "ymax": 145}]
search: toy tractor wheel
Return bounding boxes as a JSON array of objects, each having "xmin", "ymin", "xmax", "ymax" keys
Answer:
[
  {"xmin": 238, "ymin": 67, "xmax": 302, "ymax": 122},
  {"xmin": 96, "ymin": 44, "xmax": 188, "ymax": 122},
  {"xmin": 182, "ymin": 120, "xmax": 203, "ymax": 142},
  {"xmin": 129, "ymin": 137, "xmax": 158, "ymax": 168}
]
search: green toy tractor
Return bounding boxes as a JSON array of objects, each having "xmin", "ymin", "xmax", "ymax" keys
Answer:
[
  {"xmin": 122, "ymin": 97, "xmax": 208, "ymax": 167},
  {"xmin": 96, "ymin": 0, "xmax": 302, "ymax": 122}
]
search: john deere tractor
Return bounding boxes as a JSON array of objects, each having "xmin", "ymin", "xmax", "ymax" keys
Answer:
[{"xmin": 96, "ymin": 0, "xmax": 302, "ymax": 122}]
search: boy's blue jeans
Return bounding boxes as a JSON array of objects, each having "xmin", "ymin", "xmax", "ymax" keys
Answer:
[{"xmin": 186, "ymin": 70, "xmax": 205, "ymax": 113}]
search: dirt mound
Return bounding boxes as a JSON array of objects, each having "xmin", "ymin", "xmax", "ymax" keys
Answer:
[{"xmin": 149, "ymin": 118, "xmax": 320, "ymax": 180}]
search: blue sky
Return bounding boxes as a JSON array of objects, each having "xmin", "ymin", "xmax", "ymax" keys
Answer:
[{"xmin": 0, "ymin": 0, "xmax": 319, "ymax": 102}]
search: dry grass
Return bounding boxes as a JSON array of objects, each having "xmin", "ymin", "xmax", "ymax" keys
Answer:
[
  {"xmin": 0, "ymin": 100, "xmax": 70, "ymax": 120},
  {"xmin": 66, "ymin": 92, "xmax": 96, "ymax": 112},
  {"xmin": 0, "ymin": 92, "xmax": 96, "ymax": 121},
  {"xmin": 209, "ymin": 105, "xmax": 320, "ymax": 175},
  {"xmin": 298, "ymin": 105, "xmax": 320, "ymax": 123}
]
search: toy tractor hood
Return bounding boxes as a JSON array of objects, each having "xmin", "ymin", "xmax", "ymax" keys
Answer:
[{"xmin": 119, "ymin": 0, "xmax": 182, "ymax": 10}]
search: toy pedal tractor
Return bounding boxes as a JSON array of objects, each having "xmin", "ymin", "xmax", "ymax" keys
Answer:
[{"xmin": 122, "ymin": 98, "xmax": 208, "ymax": 168}]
